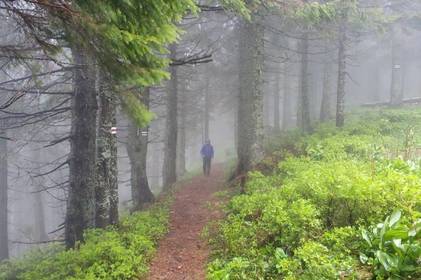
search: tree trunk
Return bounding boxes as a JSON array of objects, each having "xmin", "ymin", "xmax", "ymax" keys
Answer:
[
  {"xmin": 177, "ymin": 120, "xmax": 186, "ymax": 178},
  {"xmin": 282, "ymin": 41, "xmax": 292, "ymax": 131},
  {"xmin": 127, "ymin": 89, "xmax": 154, "ymax": 210},
  {"xmin": 162, "ymin": 44, "xmax": 178, "ymax": 188},
  {"xmin": 65, "ymin": 45, "xmax": 98, "ymax": 248},
  {"xmin": 264, "ymin": 83, "xmax": 272, "ymax": 133},
  {"xmin": 33, "ymin": 183, "xmax": 48, "ymax": 242},
  {"xmin": 336, "ymin": 19, "xmax": 347, "ymax": 127},
  {"xmin": 236, "ymin": 17, "xmax": 264, "ymax": 176},
  {"xmin": 389, "ymin": 24, "xmax": 404, "ymax": 106},
  {"xmin": 32, "ymin": 143, "xmax": 48, "ymax": 242},
  {"xmin": 233, "ymin": 104, "xmax": 238, "ymax": 153},
  {"xmin": 95, "ymin": 70, "xmax": 118, "ymax": 227},
  {"xmin": 320, "ymin": 53, "xmax": 333, "ymax": 121},
  {"xmin": 204, "ymin": 69, "xmax": 211, "ymax": 142},
  {"xmin": 150, "ymin": 144, "xmax": 161, "ymax": 189},
  {"xmin": 177, "ymin": 87, "xmax": 186, "ymax": 178},
  {"xmin": 298, "ymin": 33, "xmax": 311, "ymax": 132},
  {"xmin": 0, "ymin": 121, "xmax": 8, "ymax": 261},
  {"xmin": 372, "ymin": 62, "xmax": 381, "ymax": 102},
  {"xmin": 273, "ymin": 77, "xmax": 281, "ymax": 132}
]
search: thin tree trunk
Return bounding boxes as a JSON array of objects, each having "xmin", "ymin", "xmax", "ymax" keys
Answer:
[
  {"xmin": 150, "ymin": 144, "xmax": 161, "ymax": 189},
  {"xmin": 298, "ymin": 33, "xmax": 311, "ymax": 132},
  {"xmin": 320, "ymin": 52, "xmax": 333, "ymax": 121},
  {"xmin": 0, "ymin": 121, "xmax": 8, "ymax": 261},
  {"xmin": 177, "ymin": 88, "xmax": 186, "ymax": 178},
  {"xmin": 95, "ymin": 70, "xmax": 118, "ymax": 227},
  {"xmin": 373, "ymin": 64, "xmax": 381, "ymax": 102},
  {"xmin": 282, "ymin": 41, "xmax": 292, "ymax": 131},
  {"xmin": 236, "ymin": 17, "xmax": 264, "ymax": 176},
  {"xmin": 127, "ymin": 89, "xmax": 154, "ymax": 210},
  {"xmin": 336, "ymin": 19, "xmax": 347, "ymax": 127},
  {"xmin": 274, "ymin": 78, "xmax": 281, "ymax": 132},
  {"xmin": 389, "ymin": 24, "xmax": 403, "ymax": 106},
  {"xmin": 32, "ymin": 148, "xmax": 48, "ymax": 242},
  {"xmin": 177, "ymin": 122, "xmax": 186, "ymax": 178},
  {"xmin": 204, "ymin": 69, "xmax": 210, "ymax": 141},
  {"xmin": 33, "ymin": 184, "xmax": 48, "ymax": 242},
  {"xmin": 264, "ymin": 84, "xmax": 271, "ymax": 133},
  {"xmin": 233, "ymin": 104, "xmax": 238, "ymax": 153},
  {"xmin": 65, "ymin": 45, "xmax": 98, "ymax": 248},
  {"xmin": 162, "ymin": 44, "xmax": 178, "ymax": 189},
  {"xmin": 273, "ymin": 39, "xmax": 282, "ymax": 132}
]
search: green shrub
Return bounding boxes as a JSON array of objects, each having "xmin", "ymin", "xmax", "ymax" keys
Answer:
[
  {"xmin": 207, "ymin": 108, "xmax": 421, "ymax": 280},
  {"xmin": 0, "ymin": 201, "xmax": 170, "ymax": 280},
  {"xmin": 360, "ymin": 210, "xmax": 421, "ymax": 279},
  {"xmin": 276, "ymin": 241, "xmax": 356, "ymax": 280},
  {"xmin": 0, "ymin": 245, "xmax": 63, "ymax": 280}
]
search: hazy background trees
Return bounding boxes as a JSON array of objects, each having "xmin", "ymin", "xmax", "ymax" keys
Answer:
[{"xmin": 2, "ymin": 0, "xmax": 421, "ymax": 261}]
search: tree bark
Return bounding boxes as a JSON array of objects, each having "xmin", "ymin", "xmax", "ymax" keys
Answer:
[
  {"xmin": 298, "ymin": 33, "xmax": 311, "ymax": 132},
  {"xmin": 150, "ymin": 144, "xmax": 161, "ymax": 189},
  {"xmin": 320, "ymin": 50, "xmax": 333, "ymax": 121},
  {"xmin": 273, "ymin": 77, "xmax": 281, "ymax": 132},
  {"xmin": 204, "ymin": 68, "xmax": 211, "ymax": 142},
  {"xmin": 33, "ymin": 183, "xmax": 48, "ymax": 242},
  {"xmin": 0, "ymin": 121, "xmax": 8, "ymax": 261},
  {"xmin": 373, "ymin": 63, "xmax": 381, "ymax": 102},
  {"xmin": 127, "ymin": 89, "xmax": 154, "ymax": 210},
  {"xmin": 162, "ymin": 44, "xmax": 178, "ymax": 188},
  {"xmin": 95, "ymin": 70, "xmax": 118, "ymax": 227},
  {"xmin": 282, "ymin": 40, "xmax": 292, "ymax": 131},
  {"xmin": 177, "ymin": 87, "xmax": 186, "ymax": 178},
  {"xmin": 236, "ymin": 17, "xmax": 264, "ymax": 175},
  {"xmin": 336, "ymin": 19, "xmax": 347, "ymax": 127},
  {"xmin": 65, "ymin": 45, "xmax": 98, "ymax": 248},
  {"xmin": 389, "ymin": 24, "xmax": 404, "ymax": 106},
  {"xmin": 32, "ymin": 142, "xmax": 48, "ymax": 242}
]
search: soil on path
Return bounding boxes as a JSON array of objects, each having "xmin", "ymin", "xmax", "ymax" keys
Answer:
[{"xmin": 146, "ymin": 165, "xmax": 224, "ymax": 280}]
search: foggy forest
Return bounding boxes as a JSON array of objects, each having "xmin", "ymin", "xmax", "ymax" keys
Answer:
[{"xmin": 0, "ymin": 0, "xmax": 420, "ymax": 279}]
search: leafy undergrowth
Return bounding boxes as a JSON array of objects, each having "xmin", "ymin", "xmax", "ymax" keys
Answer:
[
  {"xmin": 0, "ymin": 199, "xmax": 171, "ymax": 280},
  {"xmin": 207, "ymin": 108, "xmax": 421, "ymax": 280}
]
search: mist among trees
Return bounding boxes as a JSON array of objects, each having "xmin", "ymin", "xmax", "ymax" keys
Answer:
[{"xmin": 0, "ymin": 1, "xmax": 420, "ymax": 279}]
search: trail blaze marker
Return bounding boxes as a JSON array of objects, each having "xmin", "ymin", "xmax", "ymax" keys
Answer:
[
  {"xmin": 136, "ymin": 128, "xmax": 148, "ymax": 137},
  {"xmin": 111, "ymin": 127, "xmax": 117, "ymax": 135}
]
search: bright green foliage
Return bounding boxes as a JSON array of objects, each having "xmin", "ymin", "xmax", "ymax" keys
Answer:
[
  {"xmin": 285, "ymin": 0, "xmax": 386, "ymax": 41},
  {"xmin": 66, "ymin": 0, "xmax": 257, "ymax": 128},
  {"xmin": 0, "ymin": 200, "xmax": 171, "ymax": 280},
  {"xmin": 220, "ymin": 0, "xmax": 251, "ymax": 19},
  {"xmin": 62, "ymin": 1, "xmax": 196, "ymax": 128},
  {"xmin": 276, "ymin": 241, "xmax": 356, "ymax": 280},
  {"xmin": 120, "ymin": 91, "xmax": 154, "ymax": 128},
  {"xmin": 360, "ymin": 210, "xmax": 421, "ymax": 279},
  {"xmin": 70, "ymin": 0, "xmax": 196, "ymax": 86},
  {"xmin": 0, "ymin": 246, "xmax": 63, "ymax": 280},
  {"xmin": 292, "ymin": 1, "xmax": 337, "ymax": 27},
  {"xmin": 207, "ymin": 108, "xmax": 421, "ymax": 279}
]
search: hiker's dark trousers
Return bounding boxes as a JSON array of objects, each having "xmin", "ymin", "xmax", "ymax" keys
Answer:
[{"xmin": 203, "ymin": 157, "xmax": 212, "ymax": 176}]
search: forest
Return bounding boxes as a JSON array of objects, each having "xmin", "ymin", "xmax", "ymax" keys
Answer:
[{"xmin": 0, "ymin": 0, "xmax": 420, "ymax": 279}]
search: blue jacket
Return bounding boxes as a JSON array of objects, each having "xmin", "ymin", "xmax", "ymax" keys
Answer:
[{"xmin": 201, "ymin": 144, "xmax": 214, "ymax": 158}]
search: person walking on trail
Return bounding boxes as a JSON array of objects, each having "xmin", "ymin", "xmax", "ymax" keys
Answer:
[{"xmin": 201, "ymin": 140, "xmax": 214, "ymax": 176}]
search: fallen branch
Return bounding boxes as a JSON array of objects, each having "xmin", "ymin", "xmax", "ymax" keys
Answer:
[
  {"xmin": 11, "ymin": 239, "xmax": 64, "ymax": 245},
  {"xmin": 362, "ymin": 97, "xmax": 421, "ymax": 107}
]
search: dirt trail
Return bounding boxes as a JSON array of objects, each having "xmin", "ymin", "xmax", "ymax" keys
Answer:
[{"xmin": 146, "ymin": 165, "xmax": 224, "ymax": 280}]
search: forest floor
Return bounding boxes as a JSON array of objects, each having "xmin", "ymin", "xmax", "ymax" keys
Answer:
[{"xmin": 145, "ymin": 164, "xmax": 225, "ymax": 280}]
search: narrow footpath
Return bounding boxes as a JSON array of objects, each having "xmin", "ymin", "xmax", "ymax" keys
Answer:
[{"xmin": 146, "ymin": 165, "xmax": 225, "ymax": 280}]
